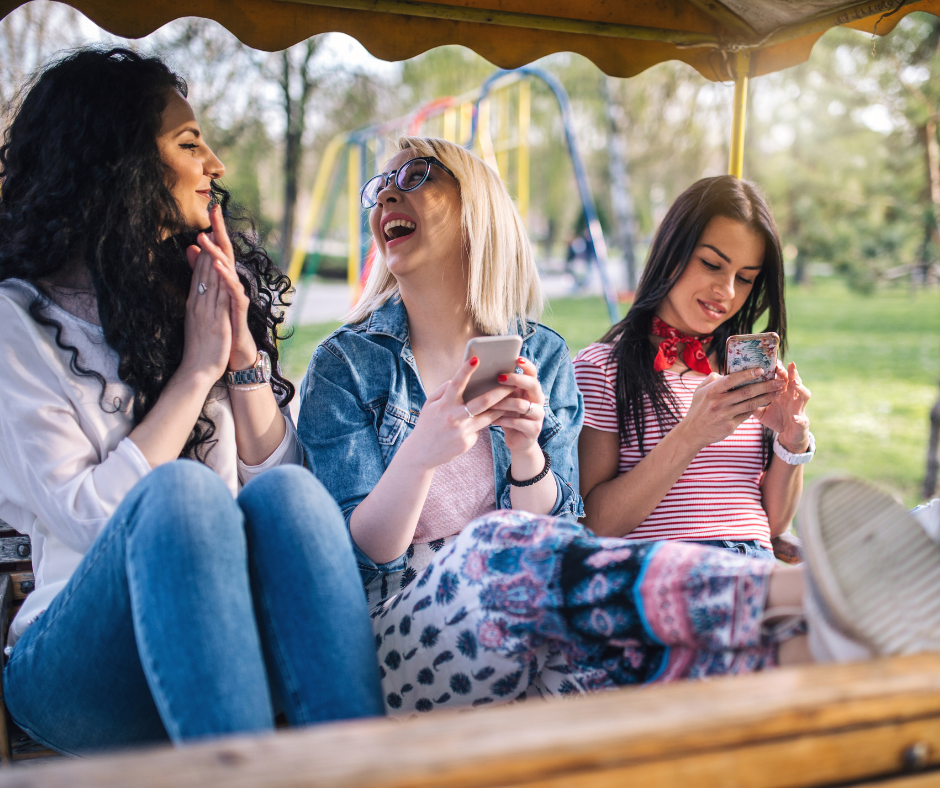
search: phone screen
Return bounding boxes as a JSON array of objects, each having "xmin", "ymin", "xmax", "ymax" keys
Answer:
[{"xmin": 725, "ymin": 332, "xmax": 779, "ymax": 390}]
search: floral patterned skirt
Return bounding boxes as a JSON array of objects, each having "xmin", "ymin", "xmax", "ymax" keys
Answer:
[{"xmin": 371, "ymin": 510, "xmax": 783, "ymax": 717}]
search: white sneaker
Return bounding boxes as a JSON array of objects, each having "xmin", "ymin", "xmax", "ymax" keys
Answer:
[{"xmin": 799, "ymin": 477, "xmax": 940, "ymax": 661}]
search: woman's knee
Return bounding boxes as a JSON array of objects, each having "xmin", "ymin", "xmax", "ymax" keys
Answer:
[
  {"xmin": 239, "ymin": 465, "xmax": 345, "ymax": 538},
  {"xmin": 122, "ymin": 460, "xmax": 243, "ymax": 549}
]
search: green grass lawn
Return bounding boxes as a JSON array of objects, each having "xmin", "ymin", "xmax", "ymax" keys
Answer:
[{"xmin": 282, "ymin": 280, "xmax": 940, "ymax": 506}]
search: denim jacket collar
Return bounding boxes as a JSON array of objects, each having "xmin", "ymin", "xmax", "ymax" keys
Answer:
[{"xmin": 365, "ymin": 292, "xmax": 537, "ymax": 346}]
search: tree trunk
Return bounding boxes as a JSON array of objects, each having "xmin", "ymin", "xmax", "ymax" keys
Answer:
[
  {"xmin": 278, "ymin": 41, "xmax": 319, "ymax": 265},
  {"xmin": 603, "ymin": 77, "xmax": 638, "ymax": 292},
  {"xmin": 923, "ymin": 118, "xmax": 940, "ymax": 497}
]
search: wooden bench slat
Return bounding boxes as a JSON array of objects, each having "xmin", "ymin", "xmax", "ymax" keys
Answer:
[
  {"xmin": 3, "ymin": 654, "xmax": 940, "ymax": 788},
  {"xmin": 0, "ymin": 536, "xmax": 31, "ymax": 564}
]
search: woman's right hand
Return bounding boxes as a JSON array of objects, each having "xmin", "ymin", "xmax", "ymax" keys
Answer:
[
  {"xmin": 676, "ymin": 368, "xmax": 784, "ymax": 451},
  {"xmin": 178, "ymin": 242, "xmax": 232, "ymax": 388},
  {"xmin": 405, "ymin": 356, "xmax": 512, "ymax": 470}
]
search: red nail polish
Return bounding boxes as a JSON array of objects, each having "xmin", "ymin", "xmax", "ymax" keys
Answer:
[
  {"xmin": 498, "ymin": 374, "xmax": 508, "ymax": 382},
  {"xmin": 469, "ymin": 357, "xmax": 479, "ymax": 366},
  {"xmin": 517, "ymin": 357, "xmax": 526, "ymax": 365}
]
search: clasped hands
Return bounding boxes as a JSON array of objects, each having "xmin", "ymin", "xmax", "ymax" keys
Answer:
[
  {"xmin": 408, "ymin": 354, "xmax": 545, "ymax": 471},
  {"xmin": 179, "ymin": 205, "xmax": 257, "ymax": 385}
]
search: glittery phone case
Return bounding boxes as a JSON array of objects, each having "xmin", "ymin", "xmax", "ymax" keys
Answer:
[{"xmin": 725, "ymin": 332, "xmax": 779, "ymax": 390}]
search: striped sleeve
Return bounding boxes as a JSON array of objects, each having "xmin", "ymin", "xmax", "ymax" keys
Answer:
[{"xmin": 573, "ymin": 343, "xmax": 620, "ymax": 433}]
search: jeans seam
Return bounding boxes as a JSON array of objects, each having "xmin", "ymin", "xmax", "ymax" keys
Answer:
[
  {"xmin": 124, "ymin": 537, "xmax": 182, "ymax": 742},
  {"xmin": 249, "ymin": 561, "xmax": 307, "ymax": 724}
]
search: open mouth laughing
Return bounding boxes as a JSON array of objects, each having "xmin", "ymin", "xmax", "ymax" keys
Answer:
[{"xmin": 382, "ymin": 213, "xmax": 417, "ymax": 246}]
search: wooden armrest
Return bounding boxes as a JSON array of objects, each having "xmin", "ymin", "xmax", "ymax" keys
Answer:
[
  {"xmin": 11, "ymin": 654, "xmax": 940, "ymax": 788},
  {"xmin": 772, "ymin": 532, "xmax": 802, "ymax": 565}
]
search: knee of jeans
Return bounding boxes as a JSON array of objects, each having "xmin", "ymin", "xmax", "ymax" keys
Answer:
[
  {"xmin": 124, "ymin": 460, "xmax": 242, "ymax": 547},
  {"xmin": 239, "ymin": 466, "xmax": 345, "ymax": 538}
]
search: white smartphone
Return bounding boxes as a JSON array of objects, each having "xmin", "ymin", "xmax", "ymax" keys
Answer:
[{"xmin": 463, "ymin": 335, "xmax": 523, "ymax": 403}]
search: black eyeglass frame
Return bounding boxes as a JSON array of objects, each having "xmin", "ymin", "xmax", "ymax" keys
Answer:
[{"xmin": 360, "ymin": 156, "xmax": 458, "ymax": 209}]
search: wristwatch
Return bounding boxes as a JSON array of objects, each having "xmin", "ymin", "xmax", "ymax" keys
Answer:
[
  {"xmin": 773, "ymin": 431, "xmax": 815, "ymax": 465},
  {"xmin": 225, "ymin": 350, "xmax": 272, "ymax": 386}
]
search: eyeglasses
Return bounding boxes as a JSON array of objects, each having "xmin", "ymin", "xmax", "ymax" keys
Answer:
[{"xmin": 360, "ymin": 156, "xmax": 457, "ymax": 209}]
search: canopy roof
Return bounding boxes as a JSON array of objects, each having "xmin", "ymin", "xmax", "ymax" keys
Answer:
[{"xmin": 2, "ymin": 0, "xmax": 940, "ymax": 80}]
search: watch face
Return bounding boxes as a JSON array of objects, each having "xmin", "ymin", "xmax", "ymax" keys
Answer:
[{"xmin": 260, "ymin": 351, "xmax": 272, "ymax": 381}]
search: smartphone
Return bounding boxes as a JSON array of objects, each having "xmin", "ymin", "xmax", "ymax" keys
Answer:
[
  {"xmin": 725, "ymin": 332, "xmax": 779, "ymax": 390},
  {"xmin": 463, "ymin": 335, "xmax": 523, "ymax": 402}
]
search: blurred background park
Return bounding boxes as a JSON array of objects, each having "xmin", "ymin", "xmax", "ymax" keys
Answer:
[{"xmin": 4, "ymin": 2, "xmax": 940, "ymax": 506}]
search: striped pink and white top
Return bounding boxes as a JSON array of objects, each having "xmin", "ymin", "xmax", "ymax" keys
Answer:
[{"xmin": 573, "ymin": 342, "xmax": 771, "ymax": 549}]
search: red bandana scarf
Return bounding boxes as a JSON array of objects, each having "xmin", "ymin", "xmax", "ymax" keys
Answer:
[{"xmin": 651, "ymin": 315, "xmax": 713, "ymax": 375}]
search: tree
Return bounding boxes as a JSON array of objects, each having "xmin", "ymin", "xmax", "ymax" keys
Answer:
[{"xmin": 0, "ymin": 1, "xmax": 81, "ymax": 126}]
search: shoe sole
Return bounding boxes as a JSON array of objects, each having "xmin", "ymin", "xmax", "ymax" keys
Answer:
[{"xmin": 799, "ymin": 477, "xmax": 940, "ymax": 656}]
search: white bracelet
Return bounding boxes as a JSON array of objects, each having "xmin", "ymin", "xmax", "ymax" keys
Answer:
[
  {"xmin": 227, "ymin": 382, "xmax": 270, "ymax": 392},
  {"xmin": 773, "ymin": 431, "xmax": 815, "ymax": 465}
]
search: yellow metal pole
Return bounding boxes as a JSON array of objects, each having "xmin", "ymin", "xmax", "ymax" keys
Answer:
[
  {"xmin": 347, "ymin": 144, "xmax": 362, "ymax": 303},
  {"xmin": 728, "ymin": 50, "xmax": 750, "ymax": 179},
  {"xmin": 459, "ymin": 102, "xmax": 473, "ymax": 146},
  {"xmin": 477, "ymin": 99, "xmax": 499, "ymax": 173},
  {"xmin": 287, "ymin": 133, "xmax": 348, "ymax": 282},
  {"xmin": 497, "ymin": 87, "xmax": 510, "ymax": 179},
  {"xmin": 517, "ymin": 79, "xmax": 530, "ymax": 224},
  {"xmin": 443, "ymin": 108, "xmax": 456, "ymax": 142}
]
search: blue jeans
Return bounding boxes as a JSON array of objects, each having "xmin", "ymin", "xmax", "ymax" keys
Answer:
[
  {"xmin": 3, "ymin": 461, "xmax": 383, "ymax": 754},
  {"xmin": 686, "ymin": 539, "xmax": 776, "ymax": 562}
]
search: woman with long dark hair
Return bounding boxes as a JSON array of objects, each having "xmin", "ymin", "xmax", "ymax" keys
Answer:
[
  {"xmin": 0, "ymin": 48, "xmax": 381, "ymax": 754},
  {"xmin": 575, "ymin": 176, "xmax": 811, "ymax": 558}
]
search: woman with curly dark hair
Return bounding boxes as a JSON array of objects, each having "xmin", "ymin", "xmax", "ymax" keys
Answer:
[{"xmin": 0, "ymin": 47, "xmax": 382, "ymax": 754}]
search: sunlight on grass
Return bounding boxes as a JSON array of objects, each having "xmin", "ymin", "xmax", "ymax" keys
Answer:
[{"xmin": 281, "ymin": 282, "xmax": 940, "ymax": 506}]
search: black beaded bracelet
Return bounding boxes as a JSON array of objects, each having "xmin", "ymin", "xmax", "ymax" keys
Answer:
[{"xmin": 506, "ymin": 448, "xmax": 552, "ymax": 487}]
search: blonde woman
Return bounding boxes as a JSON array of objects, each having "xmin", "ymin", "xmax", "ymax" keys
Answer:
[{"xmin": 298, "ymin": 137, "xmax": 934, "ymax": 717}]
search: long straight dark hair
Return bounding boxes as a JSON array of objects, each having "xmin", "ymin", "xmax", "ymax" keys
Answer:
[{"xmin": 601, "ymin": 175, "xmax": 786, "ymax": 453}]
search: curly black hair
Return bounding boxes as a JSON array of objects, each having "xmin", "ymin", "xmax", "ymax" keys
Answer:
[{"xmin": 0, "ymin": 47, "xmax": 293, "ymax": 461}]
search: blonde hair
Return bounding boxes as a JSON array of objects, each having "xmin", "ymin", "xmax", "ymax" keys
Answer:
[{"xmin": 346, "ymin": 136, "xmax": 542, "ymax": 335}]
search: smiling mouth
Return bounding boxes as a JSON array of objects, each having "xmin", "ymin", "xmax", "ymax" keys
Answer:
[
  {"xmin": 383, "ymin": 218, "xmax": 416, "ymax": 242},
  {"xmin": 196, "ymin": 190, "xmax": 211, "ymax": 201},
  {"xmin": 698, "ymin": 300, "xmax": 726, "ymax": 318}
]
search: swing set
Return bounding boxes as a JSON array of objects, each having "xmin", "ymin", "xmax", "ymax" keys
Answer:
[{"xmin": 287, "ymin": 65, "xmax": 623, "ymax": 322}]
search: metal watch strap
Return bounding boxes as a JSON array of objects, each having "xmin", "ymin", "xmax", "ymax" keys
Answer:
[{"xmin": 226, "ymin": 351, "xmax": 270, "ymax": 386}]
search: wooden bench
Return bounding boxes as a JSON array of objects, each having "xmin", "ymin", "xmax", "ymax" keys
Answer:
[
  {"xmin": 2, "ymin": 653, "xmax": 940, "ymax": 787},
  {"xmin": 0, "ymin": 525, "xmax": 56, "ymax": 764}
]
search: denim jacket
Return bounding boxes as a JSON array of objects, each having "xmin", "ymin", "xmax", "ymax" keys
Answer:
[{"xmin": 297, "ymin": 295, "xmax": 584, "ymax": 584}]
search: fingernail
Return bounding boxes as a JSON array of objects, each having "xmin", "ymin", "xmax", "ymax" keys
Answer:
[
  {"xmin": 470, "ymin": 357, "xmax": 479, "ymax": 367},
  {"xmin": 752, "ymin": 368, "xmax": 763, "ymax": 377},
  {"xmin": 517, "ymin": 357, "xmax": 526, "ymax": 365},
  {"xmin": 497, "ymin": 374, "xmax": 508, "ymax": 382},
  {"xmin": 774, "ymin": 380, "xmax": 785, "ymax": 389}
]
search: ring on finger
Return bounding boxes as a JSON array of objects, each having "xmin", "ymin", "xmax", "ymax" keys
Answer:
[
  {"xmin": 197, "ymin": 282, "xmax": 208, "ymax": 295},
  {"xmin": 464, "ymin": 405, "xmax": 474, "ymax": 419},
  {"xmin": 524, "ymin": 400, "xmax": 535, "ymax": 418}
]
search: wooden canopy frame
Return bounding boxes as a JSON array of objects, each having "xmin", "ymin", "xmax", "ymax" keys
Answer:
[{"xmin": 2, "ymin": 0, "xmax": 939, "ymax": 175}]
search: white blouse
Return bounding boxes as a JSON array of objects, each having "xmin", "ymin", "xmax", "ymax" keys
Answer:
[{"xmin": 0, "ymin": 279, "xmax": 303, "ymax": 646}]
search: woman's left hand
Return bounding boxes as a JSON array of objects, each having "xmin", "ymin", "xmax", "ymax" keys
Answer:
[
  {"xmin": 186, "ymin": 205, "xmax": 258, "ymax": 372},
  {"xmin": 491, "ymin": 357, "xmax": 545, "ymax": 454},
  {"xmin": 756, "ymin": 360, "xmax": 811, "ymax": 452}
]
